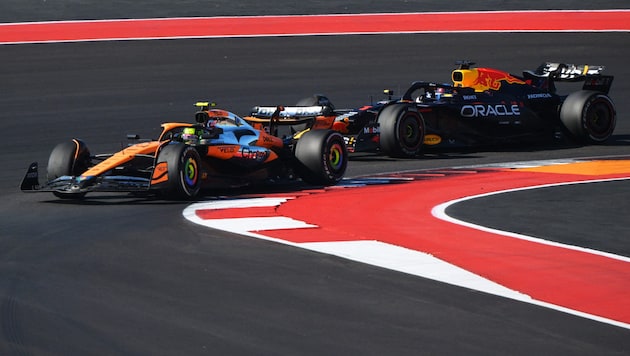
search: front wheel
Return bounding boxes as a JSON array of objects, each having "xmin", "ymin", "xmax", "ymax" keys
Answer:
[
  {"xmin": 294, "ymin": 130, "xmax": 347, "ymax": 185},
  {"xmin": 156, "ymin": 143, "xmax": 202, "ymax": 199},
  {"xmin": 377, "ymin": 104, "xmax": 425, "ymax": 158},
  {"xmin": 559, "ymin": 90, "xmax": 616, "ymax": 144},
  {"xmin": 47, "ymin": 139, "xmax": 91, "ymax": 199}
]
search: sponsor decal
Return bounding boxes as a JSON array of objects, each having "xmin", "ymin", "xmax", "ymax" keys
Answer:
[
  {"xmin": 424, "ymin": 134, "xmax": 442, "ymax": 145},
  {"xmin": 584, "ymin": 76, "xmax": 613, "ymax": 87},
  {"xmin": 527, "ymin": 93, "xmax": 553, "ymax": 99},
  {"xmin": 461, "ymin": 104, "xmax": 520, "ymax": 118},
  {"xmin": 218, "ymin": 146, "xmax": 237, "ymax": 154},
  {"xmin": 238, "ymin": 146, "xmax": 269, "ymax": 162},
  {"xmin": 207, "ymin": 109, "xmax": 230, "ymax": 118},
  {"xmin": 470, "ymin": 69, "xmax": 526, "ymax": 91},
  {"xmin": 363, "ymin": 125, "xmax": 379, "ymax": 134},
  {"xmin": 462, "ymin": 95, "xmax": 478, "ymax": 100}
]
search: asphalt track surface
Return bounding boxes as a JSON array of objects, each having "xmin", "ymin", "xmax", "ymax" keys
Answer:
[{"xmin": 2, "ymin": 1, "xmax": 630, "ymax": 355}]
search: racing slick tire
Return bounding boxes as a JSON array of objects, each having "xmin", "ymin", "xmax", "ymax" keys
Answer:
[
  {"xmin": 559, "ymin": 90, "xmax": 616, "ymax": 144},
  {"xmin": 156, "ymin": 143, "xmax": 202, "ymax": 199},
  {"xmin": 47, "ymin": 139, "xmax": 91, "ymax": 199},
  {"xmin": 377, "ymin": 104, "xmax": 425, "ymax": 158},
  {"xmin": 294, "ymin": 129, "xmax": 347, "ymax": 186}
]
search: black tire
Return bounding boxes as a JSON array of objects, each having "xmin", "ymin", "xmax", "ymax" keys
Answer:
[
  {"xmin": 156, "ymin": 143, "xmax": 202, "ymax": 199},
  {"xmin": 559, "ymin": 90, "xmax": 616, "ymax": 144},
  {"xmin": 377, "ymin": 104, "xmax": 425, "ymax": 158},
  {"xmin": 47, "ymin": 139, "xmax": 91, "ymax": 199},
  {"xmin": 294, "ymin": 130, "xmax": 347, "ymax": 185}
]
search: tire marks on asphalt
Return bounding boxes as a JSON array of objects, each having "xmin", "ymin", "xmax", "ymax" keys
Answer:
[{"xmin": 1, "ymin": 285, "xmax": 30, "ymax": 356}]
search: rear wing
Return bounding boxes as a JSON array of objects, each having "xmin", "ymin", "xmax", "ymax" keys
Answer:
[
  {"xmin": 246, "ymin": 105, "xmax": 334, "ymax": 125},
  {"xmin": 529, "ymin": 62, "xmax": 614, "ymax": 93},
  {"xmin": 250, "ymin": 105, "xmax": 332, "ymax": 118},
  {"xmin": 537, "ymin": 63, "xmax": 605, "ymax": 79},
  {"xmin": 245, "ymin": 105, "xmax": 337, "ymax": 136}
]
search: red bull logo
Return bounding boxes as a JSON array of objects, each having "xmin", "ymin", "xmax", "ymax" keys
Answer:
[{"xmin": 453, "ymin": 68, "xmax": 526, "ymax": 92}]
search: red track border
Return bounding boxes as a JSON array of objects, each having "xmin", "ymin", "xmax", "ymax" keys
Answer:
[
  {"xmin": 189, "ymin": 167, "xmax": 630, "ymax": 327},
  {"xmin": 1, "ymin": 10, "xmax": 629, "ymax": 44}
]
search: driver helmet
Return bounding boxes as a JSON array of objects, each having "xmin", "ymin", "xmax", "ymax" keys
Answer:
[
  {"xmin": 181, "ymin": 127, "xmax": 199, "ymax": 142},
  {"xmin": 206, "ymin": 118, "xmax": 217, "ymax": 129},
  {"xmin": 435, "ymin": 87, "xmax": 445, "ymax": 100}
]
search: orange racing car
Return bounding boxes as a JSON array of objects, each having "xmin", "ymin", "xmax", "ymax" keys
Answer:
[{"xmin": 21, "ymin": 102, "xmax": 347, "ymax": 199}]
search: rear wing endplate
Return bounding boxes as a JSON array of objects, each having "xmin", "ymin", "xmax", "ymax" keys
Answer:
[
  {"xmin": 530, "ymin": 62, "xmax": 614, "ymax": 94},
  {"xmin": 582, "ymin": 75, "xmax": 614, "ymax": 94}
]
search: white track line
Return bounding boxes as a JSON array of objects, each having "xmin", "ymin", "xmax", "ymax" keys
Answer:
[{"xmin": 183, "ymin": 174, "xmax": 630, "ymax": 329}]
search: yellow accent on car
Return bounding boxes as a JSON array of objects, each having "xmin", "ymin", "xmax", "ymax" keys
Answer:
[
  {"xmin": 424, "ymin": 134, "xmax": 442, "ymax": 145},
  {"xmin": 293, "ymin": 128, "xmax": 311, "ymax": 139},
  {"xmin": 195, "ymin": 101, "xmax": 217, "ymax": 109}
]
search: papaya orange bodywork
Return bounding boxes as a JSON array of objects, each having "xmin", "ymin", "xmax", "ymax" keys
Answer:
[
  {"xmin": 254, "ymin": 131, "xmax": 284, "ymax": 149},
  {"xmin": 158, "ymin": 122, "xmax": 193, "ymax": 141},
  {"xmin": 151, "ymin": 161, "xmax": 169, "ymax": 185},
  {"xmin": 81, "ymin": 141, "xmax": 162, "ymax": 177},
  {"xmin": 205, "ymin": 145, "xmax": 241, "ymax": 160},
  {"xmin": 311, "ymin": 116, "xmax": 335, "ymax": 130}
]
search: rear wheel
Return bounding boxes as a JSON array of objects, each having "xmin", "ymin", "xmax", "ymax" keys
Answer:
[
  {"xmin": 560, "ymin": 90, "xmax": 616, "ymax": 144},
  {"xmin": 47, "ymin": 139, "xmax": 91, "ymax": 199},
  {"xmin": 156, "ymin": 144, "xmax": 202, "ymax": 199},
  {"xmin": 377, "ymin": 104, "xmax": 425, "ymax": 158},
  {"xmin": 294, "ymin": 130, "xmax": 347, "ymax": 185}
]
